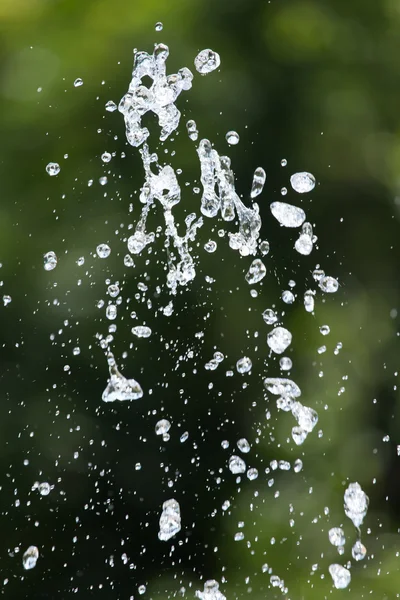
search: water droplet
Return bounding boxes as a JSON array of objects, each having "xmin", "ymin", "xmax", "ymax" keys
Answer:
[
  {"xmin": 72, "ymin": 347, "xmax": 80, "ymax": 356},
  {"xmin": 195, "ymin": 580, "xmax": 226, "ymax": 600},
  {"xmin": 248, "ymin": 168, "xmax": 266, "ymax": 200},
  {"xmin": 267, "ymin": 326, "xmax": 292, "ymax": 354},
  {"xmin": 320, "ymin": 325, "xmax": 330, "ymax": 335},
  {"xmin": 186, "ymin": 119, "xmax": 199, "ymax": 141},
  {"xmin": 155, "ymin": 419, "xmax": 171, "ymax": 435},
  {"xmin": 43, "ymin": 251, "xmax": 57, "ymax": 271},
  {"xmin": 294, "ymin": 233, "xmax": 313, "ymax": 255},
  {"xmin": 281, "ymin": 159, "xmax": 287, "ymax": 167},
  {"xmin": 294, "ymin": 458, "xmax": 303, "ymax": 473},
  {"xmin": 237, "ymin": 438, "xmax": 250, "ymax": 453},
  {"xmin": 264, "ymin": 378, "xmax": 301, "ymax": 398},
  {"xmin": 204, "ymin": 240, "xmax": 217, "ymax": 253},
  {"xmin": 304, "ymin": 290, "xmax": 315, "ymax": 313},
  {"xmin": 158, "ymin": 498, "xmax": 181, "ymax": 541},
  {"xmin": 96, "ymin": 244, "xmax": 111, "ymax": 259},
  {"xmin": 101, "ymin": 152, "xmax": 112, "ymax": 163},
  {"xmin": 280, "ymin": 356, "xmax": 292, "ymax": 371},
  {"xmin": 328, "ymin": 564, "xmax": 351, "ymax": 589},
  {"xmin": 319, "ymin": 275, "xmax": 339, "ymax": 293},
  {"xmin": 352, "ymin": 540, "xmax": 367, "ymax": 561},
  {"xmin": 290, "ymin": 171, "xmax": 316, "ymax": 194},
  {"xmin": 291, "ymin": 401, "xmax": 318, "ymax": 432},
  {"xmin": 138, "ymin": 585, "xmax": 147, "ymax": 595},
  {"xmin": 236, "ymin": 356, "xmax": 252, "ymax": 374},
  {"xmin": 22, "ymin": 546, "xmax": 39, "ymax": 570},
  {"xmin": 282, "ymin": 290, "xmax": 295, "ymax": 304},
  {"xmin": 194, "ymin": 49, "xmax": 221, "ymax": 74},
  {"xmin": 234, "ymin": 531, "xmax": 244, "ymax": 541},
  {"xmin": 344, "ymin": 482, "xmax": 369, "ymax": 528},
  {"xmin": 155, "ymin": 21, "xmax": 163, "ymax": 32},
  {"xmin": 38, "ymin": 482, "xmax": 51, "ymax": 496},
  {"xmin": 73, "ymin": 78, "xmax": 83, "ymax": 87},
  {"xmin": 270, "ymin": 201, "xmax": 306, "ymax": 228},
  {"xmin": 247, "ymin": 467, "xmax": 258, "ymax": 480},
  {"xmin": 46, "ymin": 162, "xmax": 60, "ymax": 176},
  {"xmin": 102, "ymin": 354, "xmax": 143, "ymax": 402},
  {"xmin": 106, "ymin": 304, "xmax": 117, "ymax": 320},
  {"xmin": 105, "ymin": 100, "xmax": 117, "ymax": 112},
  {"xmin": 245, "ymin": 259, "xmax": 266, "ymax": 284},
  {"xmin": 328, "ymin": 527, "xmax": 345, "ymax": 547},
  {"xmin": 262, "ymin": 308, "xmax": 278, "ymax": 325},
  {"xmin": 131, "ymin": 325, "xmax": 152, "ymax": 338},
  {"xmin": 180, "ymin": 431, "xmax": 189, "ymax": 443},
  {"xmin": 228, "ymin": 455, "xmax": 246, "ymax": 474},
  {"xmin": 259, "ymin": 240, "xmax": 270, "ymax": 256},
  {"xmin": 226, "ymin": 130, "xmax": 239, "ymax": 145}
]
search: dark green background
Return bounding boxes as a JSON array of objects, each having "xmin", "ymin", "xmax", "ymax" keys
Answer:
[{"xmin": 0, "ymin": 0, "xmax": 399, "ymax": 598}]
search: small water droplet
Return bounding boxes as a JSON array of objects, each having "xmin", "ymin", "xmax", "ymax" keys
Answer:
[
  {"xmin": 73, "ymin": 78, "xmax": 83, "ymax": 87},
  {"xmin": 155, "ymin": 21, "xmax": 163, "ymax": 32}
]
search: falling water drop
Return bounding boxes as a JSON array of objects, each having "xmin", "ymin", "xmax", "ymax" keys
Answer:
[
  {"xmin": 250, "ymin": 167, "xmax": 266, "ymax": 198},
  {"xmin": 46, "ymin": 162, "xmax": 60, "ymax": 176},
  {"xmin": 290, "ymin": 171, "xmax": 316, "ymax": 194},
  {"xmin": 22, "ymin": 546, "xmax": 39, "ymax": 570},
  {"xmin": 43, "ymin": 251, "xmax": 57, "ymax": 271},
  {"xmin": 194, "ymin": 49, "xmax": 221, "ymax": 74},
  {"xmin": 270, "ymin": 201, "xmax": 306, "ymax": 228},
  {"xmin": 226, "ymin": 131, "xmax": 240, "ymax": 145}
]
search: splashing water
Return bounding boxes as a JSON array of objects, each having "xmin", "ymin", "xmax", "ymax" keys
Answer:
[{"xmin": 29, "ymin": 34, "xmax": 369, "ymax": 599}]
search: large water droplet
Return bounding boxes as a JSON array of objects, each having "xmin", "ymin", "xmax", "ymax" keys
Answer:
[
  {"xmin": 237, "ymin": 438, "xmax": 250, "ymax": 453},
  {"xmin": 352, "ymin": 540, "xmax": 367, "ymax": 561},
  {"xmin": 96, "ymin": 243, "xmax": 111, "ymax": 258},
  {"xmin": 102, "ymin": 355, "xmax": 143, "ymax": 402},
  {"xmin": 245, "ymin": 259, "xmax": 266, "ymax": 284},
  {"xmin": 43, "ymin": 251, "xmax": 57, "ymax": 271},
  {"xmin": 226, "ymin": 130, "xmax": 240, "ymax": 145},
  {"xmin": 290, "ymin": 171, "xmax": 316, "ymax": 194},
  {"xmin": 46, "ymin": 162, "xmax": 60, "ymax": 176},
  {"xmin": 267, "ymin": 326, "xmax": 292, "ymax": 354},
  {"xmin": 270, "ymin": 201, "xmax": 306, "ymax": 228},
  {"xmin": 328, "ymin": 564, "xmax": 351, "ymax": 589},
  {"xmin": 236, "ymin": 356, "xmax": 252, "ymax": 374},
  {"xmin": 195, "ymin": 580, "xmax": 226, "ymax": 600},
  {"xmin": 328, "ymin": 527, "xmax": 345, "ymax": 547},
  {"xmin": 158, "ymin": 498, "xmax": 181, "ymax": 541},
  {"xmin": 344, "ymin": 482, "xmax": 369, "ymax": 528},
  {"xmin": 22, "ymin": 545, "xmax": 39, "ymax": 570},
  {"xmin": 318, "ymin": 275, "xmax": 339, "ymax": 293},
  {"xmin": 131, "ymin": 325, "xmax": 152, "ymax": 338},
  {"xmin": 228, "ymin": 455, "xmax": 246, "ymax": 474},
  {"xmin": 155, "ymin": 419, "xmax": 171, "ymax": 435},
  {"xmin": 250, "ymin": 167, "xmax": 266, "ymax": 198},
  {"xmin": 194, "ymin": 49, "xmax": 221, "ymax": 74}
]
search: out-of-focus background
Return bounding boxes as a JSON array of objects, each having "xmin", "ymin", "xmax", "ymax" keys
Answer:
[{"xmin": 0, "ymin": 0, "xmax": 399, "ymax": 598}]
